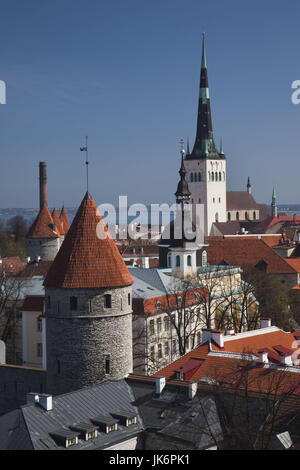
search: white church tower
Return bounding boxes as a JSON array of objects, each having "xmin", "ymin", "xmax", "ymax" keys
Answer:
[{"xmin": 184, "ymin": 33, "xmax": 227, "ymax": 236}]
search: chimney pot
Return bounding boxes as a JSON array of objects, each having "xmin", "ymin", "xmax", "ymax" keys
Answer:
[
  {"xmin": 155, "ymin": 376, "xmax": 166, "ymax": 395},
  {"xmin": 260, "ymin": 318, "xmax": 272, "ymax": 329}
]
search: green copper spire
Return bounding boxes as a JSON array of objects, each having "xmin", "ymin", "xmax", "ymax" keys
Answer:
[
  {"xmin": 201, "ymin": 32, "xmax": 207, "ymax": 69},
  {"xmin": 272, "ymin": 187, "xmax": 276, "ymax": 205}
]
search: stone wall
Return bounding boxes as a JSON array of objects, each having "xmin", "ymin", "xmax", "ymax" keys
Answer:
[
  {"xmin": 26, "ymin": 237, "xmax": 61, "ymax": 261},
  {"xmin": 46, "ymin": 286, "xmax": 133, "ymax": 395}
]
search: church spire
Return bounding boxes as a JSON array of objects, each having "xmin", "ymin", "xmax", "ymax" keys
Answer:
[
  {"xmin": 271, "ymin": 187, "xmax": 278, "ymax": 218},
  {"xmin": 175, "ymin": 140, "xmax": 191, "ymax": 206},
  {"xmin": 247, "ymin": 176, "xmax": 251, "ymax": 194},
  {"xmin": 189, "ymin": 33, "xmax": 223, "ymax": 160}
]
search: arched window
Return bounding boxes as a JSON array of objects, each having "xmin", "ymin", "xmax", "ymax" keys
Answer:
[
  {"xmin": 198, "ymin": 172, "xmax": 201, "ymax": 181},
  {"xmin": 70, "ymin": 296, "xmax": 78, "ymax": 311},
  {"xmin": 194, "ymin": 173, "xmax": 197, "ymax": 182},
  {"xmin": 219, "ymin": 172, "xmax": 221, "ymax": 181},
  {"xmin": 176, "ymin": 256, "xmax": 180, "ymax": 267},
  {"xmin": 190, "ymin": 173, "xmax": 193, "ymax": 182},
  {"xmin": 245, "ymin": 211, "xmax": 248, "ymax": 220},
  {"xmin": 187, "ymin": 255, "xmax": 192, "ymax": 266},
  {"xmin": 167, "ymin": 252, "xmax": 172, "ymax": 267},
  {"xmin": 202, "ymin": 250, "xmax": 207, "ymax": 267},
  {"xmin": 215, "ymin": 172, "xmax": 218, "ymax": 181},
  {"xmin": 104, "ymin": 294, "xmax": 112, "ymax": 308},
  {"xmin": 253, "ymin": 211, "xmax": 256, "ymax": 220},
  {"xmin": 236, "ymin": 212, "xmax": 239, "ymax": 220},
  {"xmin": 228, "ymin": 212, "xmax": 231, "ymax": 221},
  {"xmin": 215, "ymin": 212, "xmax": 219, "ymax": 222},
  {"xmin": 212, "ymin": 172, "xmax": 214, "ymax": 181}
]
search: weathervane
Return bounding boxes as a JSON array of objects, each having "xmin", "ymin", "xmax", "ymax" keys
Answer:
[{"xmin": 80, "ymin": 136, "xmax": 89, "ymax": 192}]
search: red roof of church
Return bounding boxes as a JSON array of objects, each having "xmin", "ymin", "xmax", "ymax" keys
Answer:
[
  {"xmin": 59, "ymin": 206, "xmax": 70, "ymax": 235},
  {"xmin": 226, "ymin": 191, "xmax": 260, "ymax": 210},
  {"xmin": 44, "ymin": 192, "xmax": 134, "ymax": 289},
  {"xmin": 26, "ymin": 204, "xmax": 60, "ymax": 239}
]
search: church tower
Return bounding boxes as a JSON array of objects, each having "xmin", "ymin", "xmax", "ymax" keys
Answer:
[
  {"xmin": 184, "ymin": 33, "xmax": 227, "ymax": 236},
  {"xmin": 44, "ymin": 191, "xmax": 134, "ymax": 395},
  {"xmin": 271, "ymin": 187, "xmax": 278, "ymax": 218}
]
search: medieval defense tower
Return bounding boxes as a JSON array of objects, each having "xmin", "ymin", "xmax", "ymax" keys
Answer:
[{"xmin": 44, "ymin": 191, "xmax": 134, "ymax": 395}]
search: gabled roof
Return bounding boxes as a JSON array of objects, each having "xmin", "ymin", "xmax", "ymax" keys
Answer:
[
  {"xmin": 18, "ymin": 260, "xmax": 52, "ymax": 278},
  {"xmin": 26, "ymin": 204, "xmax": 59, "ymax": 239},
  {"xmin": 207, "ymin": 238, "xmax": 297, "ymax": 275},
  {"xmin": 226, "ymin": 191, "xmax": 261, "ymax": 210},
  {"xmin": 44, "ymin": 192, "xmax": 133, "ymax": 289},
  {"xmin": 59, "ymin": 206, "xmax": 70, "ymax": 235}
]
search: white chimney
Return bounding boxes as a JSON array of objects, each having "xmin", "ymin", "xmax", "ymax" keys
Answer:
[
  {"xmin": 156, "ymin": 376, "xmax": 166, "ymax": 395},
  {"xmin": 39, "ymin": 394, "xmax": 53, "ymax": 411},
  {"xmin": 260, "ymin": 318, "xmax": 271, "ymax": 329},
  {"xmin": 188, "ymin": 382, "xmax": 198, "ymax": 400},
  {"xmin": 211, "ymin": 330, "xmax": 224, "ymax": 348},
  {"xmin": 226, "ymin": 328, "xmax": 235, "ymax": 336},
  {"xmin": 280, "ymin": 354, "xmax": 293, "ymax": 366},
  {"xmin": 26, "ymin": 393, "xmax": 53, "ymax": 411},
  {"xmin": 142, "ymin": 257, "xmax": 149, "ymax": 269},
  {"xmin": 258, "ymin": 350, "xmax": 269, "ymax": 363},
  {"xmin": 201, "ymin": 329, "xmax": 212, "ymax": 344}
]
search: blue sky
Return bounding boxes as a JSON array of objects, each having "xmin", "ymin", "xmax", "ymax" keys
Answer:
[{"xmin": 0, "ymin": 0, "xmax": 299, "ymax": 208}]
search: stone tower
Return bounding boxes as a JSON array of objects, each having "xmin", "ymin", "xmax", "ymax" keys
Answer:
[
  {"xmin": 44, "ymin": 192, "xmax": 134, "ymax": 395},
  {"xmin": 184, "ymin": 33, "xmax": 227, "ymax": 236},
  {"xmin": 26, "ymin": 204, "xmax": 62, "ymax": 261}
]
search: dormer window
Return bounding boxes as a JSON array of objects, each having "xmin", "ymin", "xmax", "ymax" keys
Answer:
[
  {"xmin": 91, "ymin": 416, "xmax": 118, "ymax": 434},
  {"xmin": 111, "ymin": 411, "xmax": 137, "ymax": 427},
  {"xmin": 49, "ymin": 429, "xmax": 80, "ymax": 448},
  {"xmin": 69, "ymin": 423, "xmax": 98, "ymax": 441}
]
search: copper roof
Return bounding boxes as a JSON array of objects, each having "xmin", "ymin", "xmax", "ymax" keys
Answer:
[
  {"xmin": 26, "ymin": 204, "xmax": 59, "ymax": 239},
  {"xmin": 44, "ymin": 192, "xmax": 134, "ymax": 289}
]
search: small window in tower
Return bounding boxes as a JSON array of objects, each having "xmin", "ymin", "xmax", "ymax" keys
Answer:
[
  {"xmin": 236, "ymin": 212, "xmax": 239, "ymax": 220},
  {"xmin": 213, "ymin": 198, "xmax": 215, "ymax": 203},
  {"xmin": 219, "ymin": 172, "xmax": 221, "ymax": 181},
  {"xmin": 198, "ymin": 172, "xmax": 201, "ymax": 181},
  {"xmin": 128, "ymin": 293, "xmax": 131, "ymax": 305},
  {"xmin": 105, "ymin": 355, "xmax": 110, "ymax": 374},
  {"xmin": 187, "ymin": 255, "xmax": 192, "ymax": 266},
  {"xmin": 215, "ymin": 172, "xmax": 218, "ymax": 181},
  {"xmin": 253, "ymin": 211, "xmax": 256, "ymax": 220},
  {"xmin": 219, "ymin": 197, "xmax": 221, "ymax": 203},
  {"xmin": 228, "ymin": 212, "xmax": 231, "ymax": 221},
  {"xmin": 89, "ymin": 299, "xmax": 93, "ymax": 313},
  {"xmin": 212, "ymin": 172, "xmax": 214, "ymax": 182},
  {"xmin": 104, "ymin": 294, "xmax": 112, "ymax": 308},
  {"xmin": 70, "ymin": 296, "xmax": 78, "ymax": 311},
  {"xmin": 176, "ymin": 256, "xmax": 180, "ymax": 267},
  {"xmin": 198, "ymin": 198, "xmax": 201, "ymax": 203}
]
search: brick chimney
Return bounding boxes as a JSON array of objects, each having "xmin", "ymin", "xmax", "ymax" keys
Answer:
[{"xmin": 39, "ymin": 161, "xmax": 48, "ymax": 210}]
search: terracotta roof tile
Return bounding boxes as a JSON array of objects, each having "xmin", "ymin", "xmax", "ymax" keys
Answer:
[
  {"xmin": 0, "ymin": 256, "xmax": 24, "ymax": 275},
  {"xmin": 207, "ymin": 238, "xmax": 297, "ymax": 274},
  {"xmin": 51, "ymin": 208, "xmax": 63, "ymax": 237},
  {"xmin": 44, "ymin": 192, "xmax": 134, "ymax": 289},
  {"xmin": 26, "ymin": 204, "xmax": 60, "ymax": 239},
  {"xmin": 19, "ymin": 260, "xmax": 53, "ymax": 278},
  {"xmin": 59, "ymin": 206, "xmax": 70, "ymax": 235}
]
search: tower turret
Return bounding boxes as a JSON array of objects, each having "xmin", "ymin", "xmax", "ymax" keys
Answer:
[
  {"xmin": 44, "ymin": 192, "xmax": 134, "ymax": 395},
  {"xmin": 247, "ymin": 176, "xmax": 252, "ymax": 194}
]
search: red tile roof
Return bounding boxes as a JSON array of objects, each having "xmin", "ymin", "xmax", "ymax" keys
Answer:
[
  {"xmin": 154, "ymin": 328, "xmax": 300, "ymax": 395},
  {"xmin": 207, "ymin": 238, "xmax": 297, "ymax": 275},
  {"xmin": 26, "ymin": 204, "xmax": 60, "ymax": 239},
  {"xmin": 285, "ymin": 258, "xmax": 300, "ymax": 275},
  {"xmin": 22, "ymin": 296, "xmax": 44, "ymax": 312},
  {"xmin": 225, "ymin": 234, "xmax": 283, "ymax": 247},
  {"xmin": 44, "ymin": 192, "xmax": 134, "ymax": 289},
  {"xmin": 18, "ymin": 260, "xmax": 53, "ymax": 278},
  {"xmin": 0, "ymin": 256, "xmax": 24, "ymax": 275},
  {"xmin": 51, "ymin": 208, "xmax": 63, "ymax": 237},
  {"xmin": 59, "ymin": 206, "xmax": 70, "ymax": 235}
]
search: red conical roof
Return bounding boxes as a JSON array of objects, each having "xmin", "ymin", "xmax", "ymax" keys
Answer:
[
  {"xmin": 59, "ymin": 205, "xmax": 70, "ymax": 235},
  {"xmin": 51, "ymin": 208, "xmax": 62, "ymax": 237},
  {"xmin": 26, "ymin": 204, "xmax": 59, "ymax": 239},
  {"xmin": 44, "ymin": 192, "xmax": 134, "ymax": 289}
]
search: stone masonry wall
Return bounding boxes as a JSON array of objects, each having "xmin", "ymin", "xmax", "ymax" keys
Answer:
[{"xmin": 46, "ymin": 286, "xmax": 133, "ymax": 395}]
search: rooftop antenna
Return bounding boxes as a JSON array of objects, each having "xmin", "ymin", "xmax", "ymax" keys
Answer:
[{"xmin": 80, "ymin": 136, "xmax": 89, "ymax": 192}]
